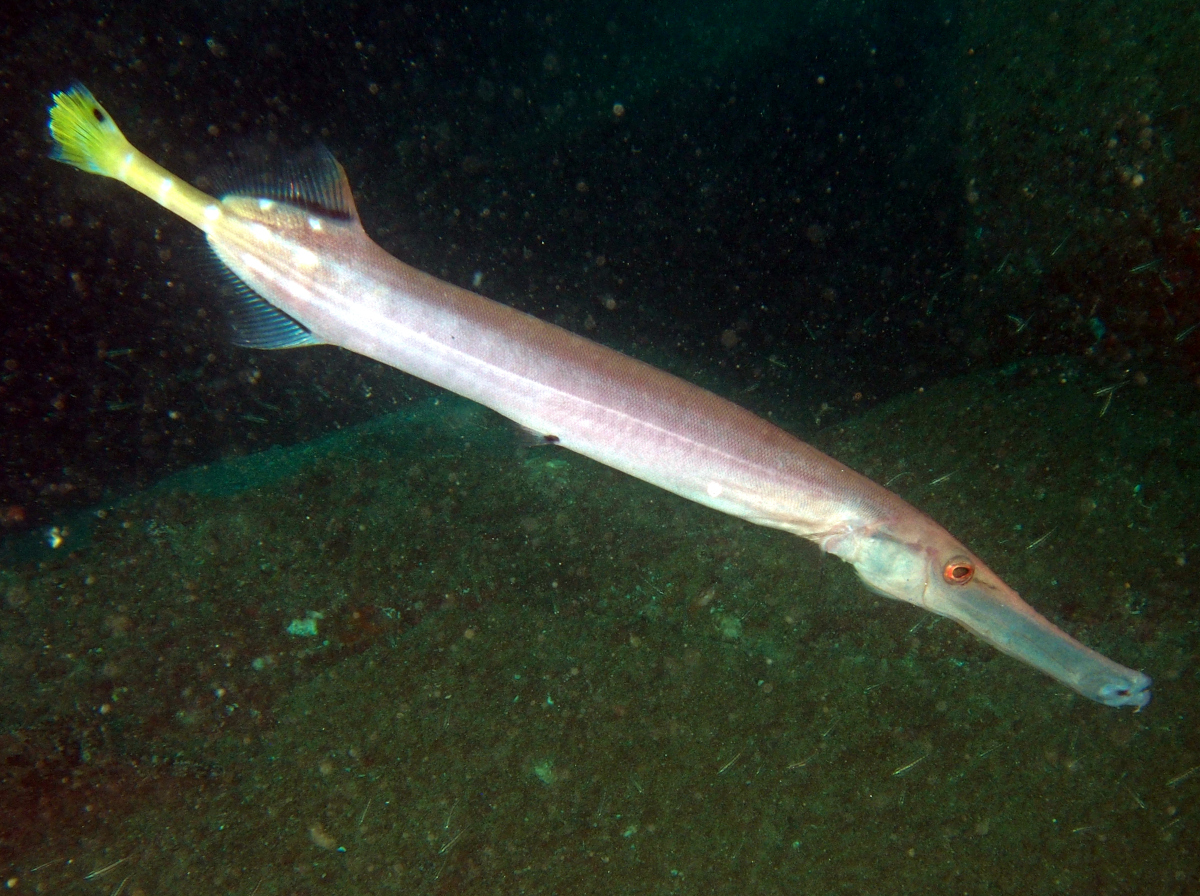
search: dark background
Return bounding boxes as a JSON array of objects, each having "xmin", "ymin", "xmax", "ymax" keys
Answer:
[{"xmin": 3, "ymin": 0, "xmax": 1000, "ymax": 532}]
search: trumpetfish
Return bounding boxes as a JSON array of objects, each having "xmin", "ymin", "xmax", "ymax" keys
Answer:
[{"xmin": 46, "ymin": 84, "xmax": 1151, "ymax": 708}]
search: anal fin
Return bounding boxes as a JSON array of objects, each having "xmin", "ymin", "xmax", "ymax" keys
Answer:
[{"xmin": 223, "ymin": 276, "xmax": 323, "ymax": 350}]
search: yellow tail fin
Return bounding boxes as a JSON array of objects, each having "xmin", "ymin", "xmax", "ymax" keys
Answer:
[
  {"xmin": 47, "ymin": 84, "xmax": 218, "ymax": 231},
  {"xmin": 48, "ymin": 83, "xmax": 136, "ymax": 179}
]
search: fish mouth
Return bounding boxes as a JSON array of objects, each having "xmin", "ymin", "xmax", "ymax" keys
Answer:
[
  {"xmin": 1094, "ymin": 671, "xmax": 1152, "ymax": 709},
  {"xmin": 939, "ymin": 583, "xmax": 1151, "ymax": 708}
]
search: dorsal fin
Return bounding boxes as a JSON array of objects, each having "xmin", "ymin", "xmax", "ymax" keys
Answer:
[{"xmin": 217, "ymin": 144, "xmax": 359, "ymax": 222}]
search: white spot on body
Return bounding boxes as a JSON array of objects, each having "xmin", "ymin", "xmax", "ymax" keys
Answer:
[
  {"xmin": 258, "ymin": 198, "xmax": 276, "ymax": 211},
  {"xmin": 292, "ymin": 246, "xmax": 319, "ymax": 268},
  {"xmin": 706, "ymin": 481, "xmax": 724, "ymax": 498},
  {"xmin": 119, "ymin": 153, "xmax": 135, "ymax": 177},
  {"xmin": 238, "ymin": 252, "xmax": 312, "ymax": 302},
  {"xmin": 203, "ymin": 205, "xmax": 221, "ymax": 221},
  {"xmin": 280, "ymin": 278, "xmax": 314, "ymax": 302},
  {"xmin": 157, "ymin": 176, "xmax": 174, "ymax": 200},
  {"xmin": 308, "ymin": 217, "xmax": 323, "ymax": 231},
  {"xmin": 240, "ymin": 252, "xmax": 274, "ymax": 280},
  {"xmin": 249, "ymin": 223, "xmax": 273, "ymax": 242}
]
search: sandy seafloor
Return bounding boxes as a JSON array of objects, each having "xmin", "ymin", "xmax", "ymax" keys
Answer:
[{"xmin": 1, "ymin": 354, "xmax": 1195, "ymax": 895}]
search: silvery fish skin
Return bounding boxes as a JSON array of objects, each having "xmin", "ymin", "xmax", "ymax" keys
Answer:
[{"xmin": 47, "ymin": 85, "xmax": 1151, "ymax": 708}]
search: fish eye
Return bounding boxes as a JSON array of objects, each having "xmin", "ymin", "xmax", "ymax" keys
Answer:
[{"xmin": 943, "ymin": 558, "xmax": 975, "ymax": 585}]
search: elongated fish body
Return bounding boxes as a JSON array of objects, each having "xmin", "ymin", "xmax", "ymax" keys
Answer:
[
  {"xmin": 220, "ymin": 200, "xmax": 887, "ymax": 537},
  {"xmin": 47, "ymin": 85, "xmax": 1151, "ymax": 708}
]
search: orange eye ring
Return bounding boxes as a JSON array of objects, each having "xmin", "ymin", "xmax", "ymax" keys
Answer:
[{"xmin": 943, "ymin": 559, "xmax": 975, "ymax": 585}]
